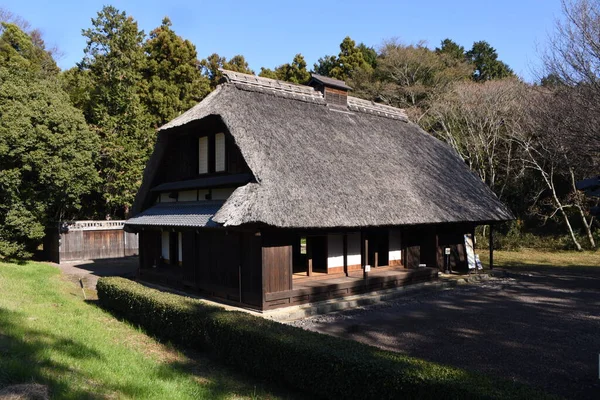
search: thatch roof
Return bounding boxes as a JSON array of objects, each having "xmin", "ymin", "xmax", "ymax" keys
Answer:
[{"xmin": 132, "ymin": 71, "xmax": 513, "ymax": 229}]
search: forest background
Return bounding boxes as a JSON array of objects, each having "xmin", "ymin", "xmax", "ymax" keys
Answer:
[{"xmin": 0, "ymin": 1, "xmax": 598, "ymax": 258}]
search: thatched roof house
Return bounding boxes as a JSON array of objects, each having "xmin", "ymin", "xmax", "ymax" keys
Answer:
[{"xmin": 126, "ymin": 70, "xmax": 512, "ymax": 310}]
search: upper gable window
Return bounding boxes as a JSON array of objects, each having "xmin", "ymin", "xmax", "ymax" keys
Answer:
[
  {"xmin": 215, "ymin": 133, "xmax": 226, "ymax": 172},
  {"xmin": 198, "ymin": 136, "xmax": 209, "ymax": 174}
]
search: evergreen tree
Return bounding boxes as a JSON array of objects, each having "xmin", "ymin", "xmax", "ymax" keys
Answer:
[
  {"xmin": 466, "ymin": 41, "xmax": 513, "ymax": 81},
  {"xmin": 0, "ymin": 22, "xmax": 58, "ymax": 77},
  {"xmin": 435, "ymin": 38, "xmax": 466, "ymax": 60},
  {"xmin": 200, "ymin": 53, "xmax": 254, "ymax": 88},
  {"xmin": 142, "ymin": 17, "xmax": 210, "ymax": 128},
  {"xmin": 330, "ymin": 36, "xmax": 371, "ymax": 80},
  {"xmin": 313, "ymin": 37, "xmax": 372, "ymax": 80},
  {"xmin": 79, "ymin": 5, "xmax": 154, "ymax": 218},
  {"xmin": 357, "ymin": 43, "xmax": 377, "ymax": 69},
  {"xmin": 0, "ymin": 24, "xmax": 99, "ymax": 258},
  {"xmin": 259, "ymin": 53, "xmax": 310, "ymax": 84},
  {"xmin": 313, "ymin": 54, "xmax": 337, "ymax": 76}
]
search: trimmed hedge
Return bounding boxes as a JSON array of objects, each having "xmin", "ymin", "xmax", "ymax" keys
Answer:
[{"xmin": 97, "ymin": 277, "xmax": 551, "ymax": 399}]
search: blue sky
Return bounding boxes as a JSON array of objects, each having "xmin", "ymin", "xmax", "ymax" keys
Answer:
[{"xmin": 2, "ymin": 0, "xmax": 563, "ymax": 82}]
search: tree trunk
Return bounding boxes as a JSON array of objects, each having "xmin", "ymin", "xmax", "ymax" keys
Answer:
[
  {"xmin": 570, "ymin": 168, "xmax": 596, "ymax": 249},
  {"xmin": 549, "ymin": 175, "xmax": 582, "ymax": 251}
]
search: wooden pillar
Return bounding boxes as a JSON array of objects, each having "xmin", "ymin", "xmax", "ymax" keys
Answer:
[
  {"xmin": 489, "ymin": 224, "xmax": 494, "ymax": 270},
  {"xmin": 361, "ymin": 231, "xmax": 369, "ymax": 280},
  {"xmin": 371, "ymin": 231, "xmax": 381, "ymax": 268},
  {"xmin": 307, "ymin": 238, "xmax": 313, "ymax": 277},
  {"xmin": 343, "ymin": 234, "xmax": 348, "ymax": 276}
]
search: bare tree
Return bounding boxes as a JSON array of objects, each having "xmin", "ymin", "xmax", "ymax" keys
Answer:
[
  {"xmin": 542, "ymin": 0, "xmax": 600, "ymax": 164},
  {"xmin": 426, "ymin": 79, "xmax": 526, "ymax": 200},
  {"xmin": 0, "ymin": 7, "xmax": 31, "ymax": 31},
  {"xmin": 353, "ymin": 39, "xmax": 472, "ymax": 122},
  {"xmin": 536, "ymin": 0, "xmax": 600, "ymax": 248}
]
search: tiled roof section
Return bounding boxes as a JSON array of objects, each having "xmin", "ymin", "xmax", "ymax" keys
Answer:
[
  {"xmin": 219, "ymin": 69, "xmax": 324, "ymax": 104},
  {"xmin": 309, "ymin": 73, "xmax": 353, "ymax": 91},
  {"xmin": 347, "ymin": 97, "xmax": 409, "ymax": 122},
  {"xmin": 125, "ymin": 201, "xmax": 224, "ymax": 228}
]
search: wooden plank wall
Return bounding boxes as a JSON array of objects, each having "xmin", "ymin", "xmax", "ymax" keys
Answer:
[
  {"xmin": 140, "ymin": 230, "xmax": 161, "ymax": 269},
  {"xmin": 241, "ymin": 233, "xmax": 262, "ymax": 307},
  {"xmin": 437, "ymin": 226, "xmax": 470, "ymax": 271},
  {"xmin": 177, "ymin": 230, "xmax": 263, "ymax": 307},
  {"xmin": 57, "ymin": 229, "xmax": 139, "ymax": 262},
  {"xmin": 262, "ymin": 233, "xmax": 293, "ymax": 295}
]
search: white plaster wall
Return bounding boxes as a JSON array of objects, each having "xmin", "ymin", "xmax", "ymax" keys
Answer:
[
  {"xmin": 161, "ymin": 231, "xmax": 169, "ymax": 260},
  {"xmin": 213, "ymin": 187, "xmax": 234, "ymax": 200},
  {"xmin": 389, "ymin": 229, "xmax": 402, "ymax": 261},
  {"xmin": 198, "ymin": 189, "xmax": 210, "ymax": 200},
  {"xmin": 347, "ymin": 232, "xmax": 361, "ymax": 266},
  {"xmin": 160, "ymin": 193, "xmax": 176, "ymax": 202},
  {"xmin": 179, "ymin": 190, "xmax": 197, "ymax": 201},
  {"xmin": 327, "ymin": 234, "xmax": 344, "ymax": 268}
]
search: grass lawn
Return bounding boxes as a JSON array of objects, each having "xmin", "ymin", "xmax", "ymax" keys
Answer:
[
  {"xmin": 481, "ymin": 248, "xmax": 600, "ymax": 271},
  {"xmin": 0, "ymin": 261, "xmax": 298, "ymax": 399}
]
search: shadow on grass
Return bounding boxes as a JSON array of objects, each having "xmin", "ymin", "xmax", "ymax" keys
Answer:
[
  {"xmin": 83, "ymin": 300, "xmax": 305, "ymax": 400},
  {"xmin": 0, "ymin": 307, "xmax": 105, "ymax": 399},
  {"xmin": 0, "ymin": 304, "xmax": 303, "ymax": 400}
]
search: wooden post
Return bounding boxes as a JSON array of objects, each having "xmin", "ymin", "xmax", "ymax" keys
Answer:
[
  {"xmin": 374, "ymin": 247, "xmax": 379, "ymax": 269},
  {"xmin": 343, "ymin": 234, "xmax": 348, "ymax": 276},
  {"xmin": 489, "ymin": 224, "xmax": 494, "ymax": 270},
  {"xmin": 361, "ymin": 231, "xmax": 369, "ymax": 281},
  {"xmin": 307, "ymin": 238, "xmax": 313, "ymax": 277}
]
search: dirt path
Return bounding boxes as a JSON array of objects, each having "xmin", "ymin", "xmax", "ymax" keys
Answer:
[
  {"xmin": 51, "ymin": 257, "xmax": 139, "ymax": 290},
  {"xmin": 289, "ymin": 270, "xmax": 600, "ymax": 399}
]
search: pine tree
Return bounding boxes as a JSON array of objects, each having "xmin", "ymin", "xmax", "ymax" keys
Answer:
[
  {"xmin": 259, "ymin": 53, "xmax": 311, "ymax": 84},
  {"xmin": 466, "ymin": 41, "xmax": 513, "ymax": 81},
  {"xmin": 142, "ymin": 17, "xmax": 210, "ymax": 128},
  {"xmin": 200, "ymin": 53, "xmax": 254, "ymax": 88},
  {"xmin": 79, "ymin": 5, "xmax": 154, "ymax": 218}
]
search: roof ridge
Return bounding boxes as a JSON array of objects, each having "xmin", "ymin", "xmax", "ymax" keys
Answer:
[
  {"xmin": 219, "ymin": 69, "xmax": 323, "ymax": 102},
  {"xmin": 347, "ymin": 96, "xmax": 408, "ymax": 122},
  {"xmin": 219, "ymin": 69, "xmax": 408, "ymax": 122}
]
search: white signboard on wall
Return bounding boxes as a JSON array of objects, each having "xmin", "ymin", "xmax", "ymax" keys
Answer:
[{"xmin": 464, "ymin": 234, "xmax": 476, "ymax": 271}]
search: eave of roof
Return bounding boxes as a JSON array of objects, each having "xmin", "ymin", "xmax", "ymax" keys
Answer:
[
  {"xmin": 309, "ymin": 73, "xmax": 353, "ymax": 91},
  {"xmin": 151, "ymin": 173, "xmax": 253, "ymax": 193},
  {"xmin": 125, "ymin": 201, "xmax": 223, "ymax": 228}
]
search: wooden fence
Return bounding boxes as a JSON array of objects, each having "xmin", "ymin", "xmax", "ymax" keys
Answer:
[{"xmin": 44, "ymin": 221, "xmax": 138, "ymax": 263}]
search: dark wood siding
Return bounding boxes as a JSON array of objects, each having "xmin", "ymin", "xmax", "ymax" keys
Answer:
[
  {"xmin": 402, "ymin": 228, "xmax": 421, "ymax": 269},
  {"xmin": 262, "ymin": 233, "xmax": 293, "ymax": 294},
  {"xmin": 183, "ymin": 230, "xmax": 242, "ymax": 301},
  {"xmin": 241, "ymin": 233, "xmax": 262, "ymax": 307},
  {"xmin": 437, "ymin": 225, "xmax": 471, "ymax": 272},
  {"xmin": 420, "ymin": 229, "xmax": 438, "ymax": 268},
  {"xmin": 182, "ymin": 232, "xmax": 196, "ymax": 285},
  {"xmin": 140, "ymin": 230, "xmax": 161, "ymax": 269}
]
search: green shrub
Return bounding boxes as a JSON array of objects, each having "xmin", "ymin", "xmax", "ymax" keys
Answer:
[{"xmin": 97, "ymin": 277, "xmax": 552, "ymax": 400}]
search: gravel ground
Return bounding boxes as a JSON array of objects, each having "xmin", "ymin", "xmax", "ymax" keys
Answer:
[{"xmin": 289, "ymin": 269, "xmax": 600, "ymax": 399}]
